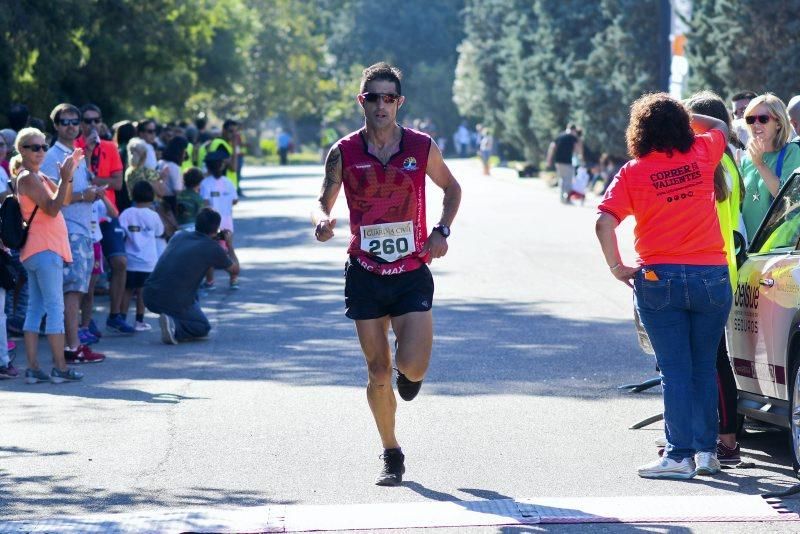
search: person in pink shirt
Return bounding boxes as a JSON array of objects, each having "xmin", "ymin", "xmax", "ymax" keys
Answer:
[
  {"xmin": 13, "ymin": 127, "xmax": 84, "ymax": 384},
  {"xmin": 596, "ymin": 93, "xmax": 731, "ymax": 480}
]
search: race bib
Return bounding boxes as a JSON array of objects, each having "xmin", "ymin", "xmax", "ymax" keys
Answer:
[{"xmin": 360, "ymin": 221, "xmax": 416, "ymax": 263}]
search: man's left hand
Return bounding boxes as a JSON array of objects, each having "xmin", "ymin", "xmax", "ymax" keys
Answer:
[{"xmin": 421, "ymin": 231, "xmax": 448, "ymax": 260}]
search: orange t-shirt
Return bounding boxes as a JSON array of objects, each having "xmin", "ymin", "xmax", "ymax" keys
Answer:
[
  {"xmin": 75, "ymin": 137, "xmax": 123, "ymax": 208},
  {"xmin": 18, "ymin": 174, "xmax": 72, "ymax": 263},
  {"xmin": 598, "ymin": 129, "xmax": 727, "ymax": 266}
]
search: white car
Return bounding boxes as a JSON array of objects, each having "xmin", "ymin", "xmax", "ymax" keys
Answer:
[{"xmin": 727, "ymin": 171, "xmax": 800, "ymax": 471}]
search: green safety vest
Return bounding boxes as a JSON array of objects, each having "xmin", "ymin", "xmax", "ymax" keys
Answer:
[
  {"xmin": 718, "ymin": 152, "xmax": 742, "ymax": 291},
  {"xmin": 199, "ymin": 138, "xmax": 238, "ymax": 187}
]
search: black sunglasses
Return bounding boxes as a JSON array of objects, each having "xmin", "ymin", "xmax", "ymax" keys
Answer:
[
  {"xmin": 58, "ymin": 118, "xmax": 81, "ymax": 127},
  {"xmin": 745, "ymin": 114, "xmax": 773, "ymax": 125},
  {"xmin": 83, "ymin": 117, "xmax": 102, "ymax": 124},
  {"xmin": 361, "ymin": 92, "xmax": 401, "ymax": 104},
  {"xmin": 22, "ymin": 144, "xmax": 48, "ymax": 152},
  {"xmin": 144, "ymin": 129, "xmax": 156, "ymax": 134}
]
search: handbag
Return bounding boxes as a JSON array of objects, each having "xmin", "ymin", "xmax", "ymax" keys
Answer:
[{"xmin": 0, "ymin": 249, "xmax": 18, "ymax": 291}]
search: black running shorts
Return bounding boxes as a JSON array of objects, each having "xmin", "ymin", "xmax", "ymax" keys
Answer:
[{"xmin": 344, "ymin": 258, "xmax": 434, "ymax": 320}]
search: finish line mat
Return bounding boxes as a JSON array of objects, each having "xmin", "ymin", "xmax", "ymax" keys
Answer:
[{"xmin": 1, "ymin": 495, "xmax": 797, "ymax": 532}]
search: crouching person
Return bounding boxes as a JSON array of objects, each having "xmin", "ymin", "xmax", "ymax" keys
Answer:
[{"xmin": 143, "ymin": 208, "xmax": 239, "ymax": 344}]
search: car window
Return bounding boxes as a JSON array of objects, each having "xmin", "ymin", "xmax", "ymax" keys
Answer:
[{"xmin": 753, "ymin": 173, "xmax": 800, "ymax": 253}]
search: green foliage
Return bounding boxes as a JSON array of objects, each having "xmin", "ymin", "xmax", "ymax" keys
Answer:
[
  {"xmin": 457, "ymin": 0, "xmax": 667, "ymax": 163},
  {"xmin": 574, "ymin": 0, "xmax": 666, "ymax": 159},
  {"xmin": 325, "ymin": 0, "xmax": 465, "ymax": 136},
  {"xmin": 686, "ymin": 0, "xmax": 800, "ymax": 102}
]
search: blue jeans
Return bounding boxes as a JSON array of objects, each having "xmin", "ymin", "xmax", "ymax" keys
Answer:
[
  {"xmin": 23, "ymin": 251, "xmax": 65, "ymax": 334},
  {"xmin": 634, "ymin": 264, "xmax": 732, "ymax": 461}
]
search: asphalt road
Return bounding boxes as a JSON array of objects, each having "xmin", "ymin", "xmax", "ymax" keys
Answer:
[{"xmin": 2, "ymin": 160, "xmax": 799, "ymax": 533}]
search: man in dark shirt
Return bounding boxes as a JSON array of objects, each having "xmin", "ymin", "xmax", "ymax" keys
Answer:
[
  {"xmin": 143, "ymin": 208, "xmax": 239, "ymax": 344},
  {"xmin": 546, "ymin": 123, "xmax": 583, "ymax": 203}
]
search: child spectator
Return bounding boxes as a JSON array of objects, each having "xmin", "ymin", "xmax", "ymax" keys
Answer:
[
  {"xmin": 200, "ymin": 150, "xmax": 239, "ymax": 289},
  {"xmin": 79, "ymin": 194, "xmax": 119, "ymax": 344},
  {"xmin": 176, "ymin": 167, "xmax": 205, "ymax": 231},
  {"xmin": 119, "ymin": 181, "xmax": 164, "ymax": 331}
]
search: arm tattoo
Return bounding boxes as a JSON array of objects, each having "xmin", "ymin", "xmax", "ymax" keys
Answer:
[{"xmin": 323, "ymin": 150, "xmax": 342, "ymax": 190}]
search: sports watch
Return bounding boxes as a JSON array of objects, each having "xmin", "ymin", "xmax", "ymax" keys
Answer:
[{"xmin": 433, "ymin": 224, "xmax": 450, "ymax": 238}]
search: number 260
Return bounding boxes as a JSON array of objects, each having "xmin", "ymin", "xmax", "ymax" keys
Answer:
[{"xmin": 369, "ymin": 238, "xmax": 409, "ymax": 255}]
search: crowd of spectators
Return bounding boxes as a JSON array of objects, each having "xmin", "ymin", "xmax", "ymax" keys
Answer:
[{"xmin": 0, "ymin": 104, "xmax": 242, "ymax": 383}]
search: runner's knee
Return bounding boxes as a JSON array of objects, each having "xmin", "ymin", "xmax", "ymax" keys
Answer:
[{"xmin": 367, "ymin": 360, "xmax": 392, "ymax": 385}]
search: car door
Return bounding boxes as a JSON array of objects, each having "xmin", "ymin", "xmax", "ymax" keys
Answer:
[{"xmin": 728, "ymin": 173, "xmax": 800, "ymax": 400}]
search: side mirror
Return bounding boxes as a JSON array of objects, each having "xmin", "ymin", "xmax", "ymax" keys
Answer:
[{"xmin": 734, "ymin": 231, "xmax": 747, "ymax": 269}]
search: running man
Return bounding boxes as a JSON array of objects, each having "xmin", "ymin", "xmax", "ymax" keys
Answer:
[{"xmin": 314, "ymin": 62, "xmax": 462, "ymax": 486}]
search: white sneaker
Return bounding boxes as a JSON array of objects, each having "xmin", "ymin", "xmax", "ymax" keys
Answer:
[
  {"xmin": 134, "ymin": 321, "xmax": 152, "ymax": 332},
  {"xmin": 159, "ymin": 314, "xmax": 178, "ymax": 345},
  {"xmin": 694, "ymin": 451, "xmax": 721, "ymax": 475},
  {"xmin": 638, "ymin": 457, "xmax": 696, "ymax": 479}
]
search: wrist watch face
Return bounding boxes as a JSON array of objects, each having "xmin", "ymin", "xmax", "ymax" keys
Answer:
[{"xmin": 435, "ymin": 224, "xmax": 450, "ymax": 238}]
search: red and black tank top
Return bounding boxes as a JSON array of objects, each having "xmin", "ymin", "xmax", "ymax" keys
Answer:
[{"xmin": 338, "ymin": 127, "xmax": 432, "ymax": 275}]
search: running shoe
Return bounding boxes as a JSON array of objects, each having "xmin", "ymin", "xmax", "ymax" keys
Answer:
[
  {"xmin": 694, "ymin": 451, "xmax": 721, "ymax": 475},
  {"xmin": 159, "ymin": 314, "xmax": 178, "ymax": 345},
  {"xmin": 637, "ymin": 457, "xmax": 696, "ymax": 479},
  {"xmin": 134, "ymin": 321, "xmax": 152, "ymax": 332},
  {"xmin": 25, "ymin": 368, "xmax": 50, "ymax": 384},
  {"xmin": 65, "ymin": 345, "xmax": 106, "ymax": 364},
  {"xmin": 375, "ymin": 449, "xmax": 405, "ymax": 486},
  {"xmin": 106, "ymin": 314, "xmax": 135, "ymax": 335},
  {"xmin": 88, "ymin": 319, "xmax": 103, "ymax": 338},
  {"xmin": 395, "ymin": 369, "xmax": 423, "ymax": 401},
  {"xmin": 716, "ymin": 441, "xmax": 741, "ymax": 465},
  {"xmin": 0, "ymin": 363, "xmax": 18, "ymax": 378},
  {"xmin": 229, "ymin": 280, "xmax": 240, "ymax": 290},
  {"xmin": 50, "ymin": 367, "xmax": 83, "ymax": 383},
  {"xmin": 78, "ymin": 327, "xmax": 99, "ymax": 346},
  {"xmin": 200, "ymin": 280, "xmax": 216, "ymax": 291}
]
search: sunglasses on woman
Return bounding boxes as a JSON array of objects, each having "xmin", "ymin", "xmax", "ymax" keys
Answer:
[
  {"xmin": 360, "ymin": 92, "xmax": 401, "ymax": 104},
  {"xmin": 745, "ymin": 114, "xmax": 773, "ymax": 125},
  {"xmin": 22, "ymin": 144, "xmax": 48, "ymax": 152}
]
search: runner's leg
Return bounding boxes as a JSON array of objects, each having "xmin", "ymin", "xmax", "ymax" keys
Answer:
[
  {"xmin": 355, "ymin": 316, "xmax": 399, "ymax": 450},
  {"xmin": 391, "ymin": 310, "xmax": 432, "ymax": 382}
]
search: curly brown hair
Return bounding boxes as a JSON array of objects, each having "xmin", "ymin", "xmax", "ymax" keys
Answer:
[{"xmin": 626, "ymin": 93, "xmax": 694, "ymax": 159}]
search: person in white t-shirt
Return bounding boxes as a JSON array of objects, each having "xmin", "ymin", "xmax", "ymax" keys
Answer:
[
  {"xmin": 119, "ymin": 181, "xmax": 164, "ymax": 331},
  {"xmin": 200, "ymin": 150, "xmax": 239, "ymax": 289},
  {"xmin": 79, "ymin": 195, "xmax": 118, "ymax": 344}
]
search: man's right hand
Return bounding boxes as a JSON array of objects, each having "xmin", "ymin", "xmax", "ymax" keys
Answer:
[{"xmin": 315, "ymin": 218, "xmax": 336, "ymax": 242}]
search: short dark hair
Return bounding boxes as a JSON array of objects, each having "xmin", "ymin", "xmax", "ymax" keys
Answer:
[
  {"xmin": 162, "ymin": 135, "xmax": 189, "ymax": 165},
  {"xmin": 626, "ymin": 93, "xmax": 694, "ymax": 159},
  {"xmin": 8, "ymin": 104, "xmax": 30, "ymax": 131},
  {"xmin": 50, "ymin": 103, "xmax": 80, "ymax": 125},
  {"xmin": 80, "ymin": 103, "xmax": 101, "ymax": 116},
  {"xmin": 360, "ymin": 62, "xmax": 402, "ymax": 95},
  {"xmin": 195, "ymin": 207, "xmax": 221, "ymax": 235},
  {"xmin": 195, "ymin": 113, "xmax": 207, "ymax": 130},
  {"xmin": 206, "ymin": 158, "xmax": 225, "ymax": 177},
  {"xmin": 183, "ymin": 167, "xmax": 204, "ymax": 189},
  {"xmin": 132, "ymin": 180, "xmax": 155, "ymax": 203},
  {"xmin": 112, "ymin": 120, "xmax": 136, "ymax": 146},
  {"xmin": 731, "ymin": 91, "xmax": 757, "ymax": 102},
  {"xmin": 136, "ymin": 119, "xmax": 155, "ymax": 134},
  {"xmin": 222, "ymin": 119, "xmax": 239, "ymax": 132}
]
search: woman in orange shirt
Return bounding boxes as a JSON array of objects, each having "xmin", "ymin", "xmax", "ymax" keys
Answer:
[
  {"xmin": 13, "ymin": 127, "xmax": 83, "ymax": 384},
  {"xmin": 596, "ymin": 93, "xmax": 730, "ymax": 480}
]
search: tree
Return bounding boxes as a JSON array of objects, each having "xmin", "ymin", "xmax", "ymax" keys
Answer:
[
  {"xmin": 686, "ymin": 0, "xmax": 800, "ymax": 102},
  {"xmin": 573, "ymin": 0, "xmax": 666, "ymax": 159},
  {"xmin": 326, "ymin": 0, "xmax": 465, "ymax": 138}
]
